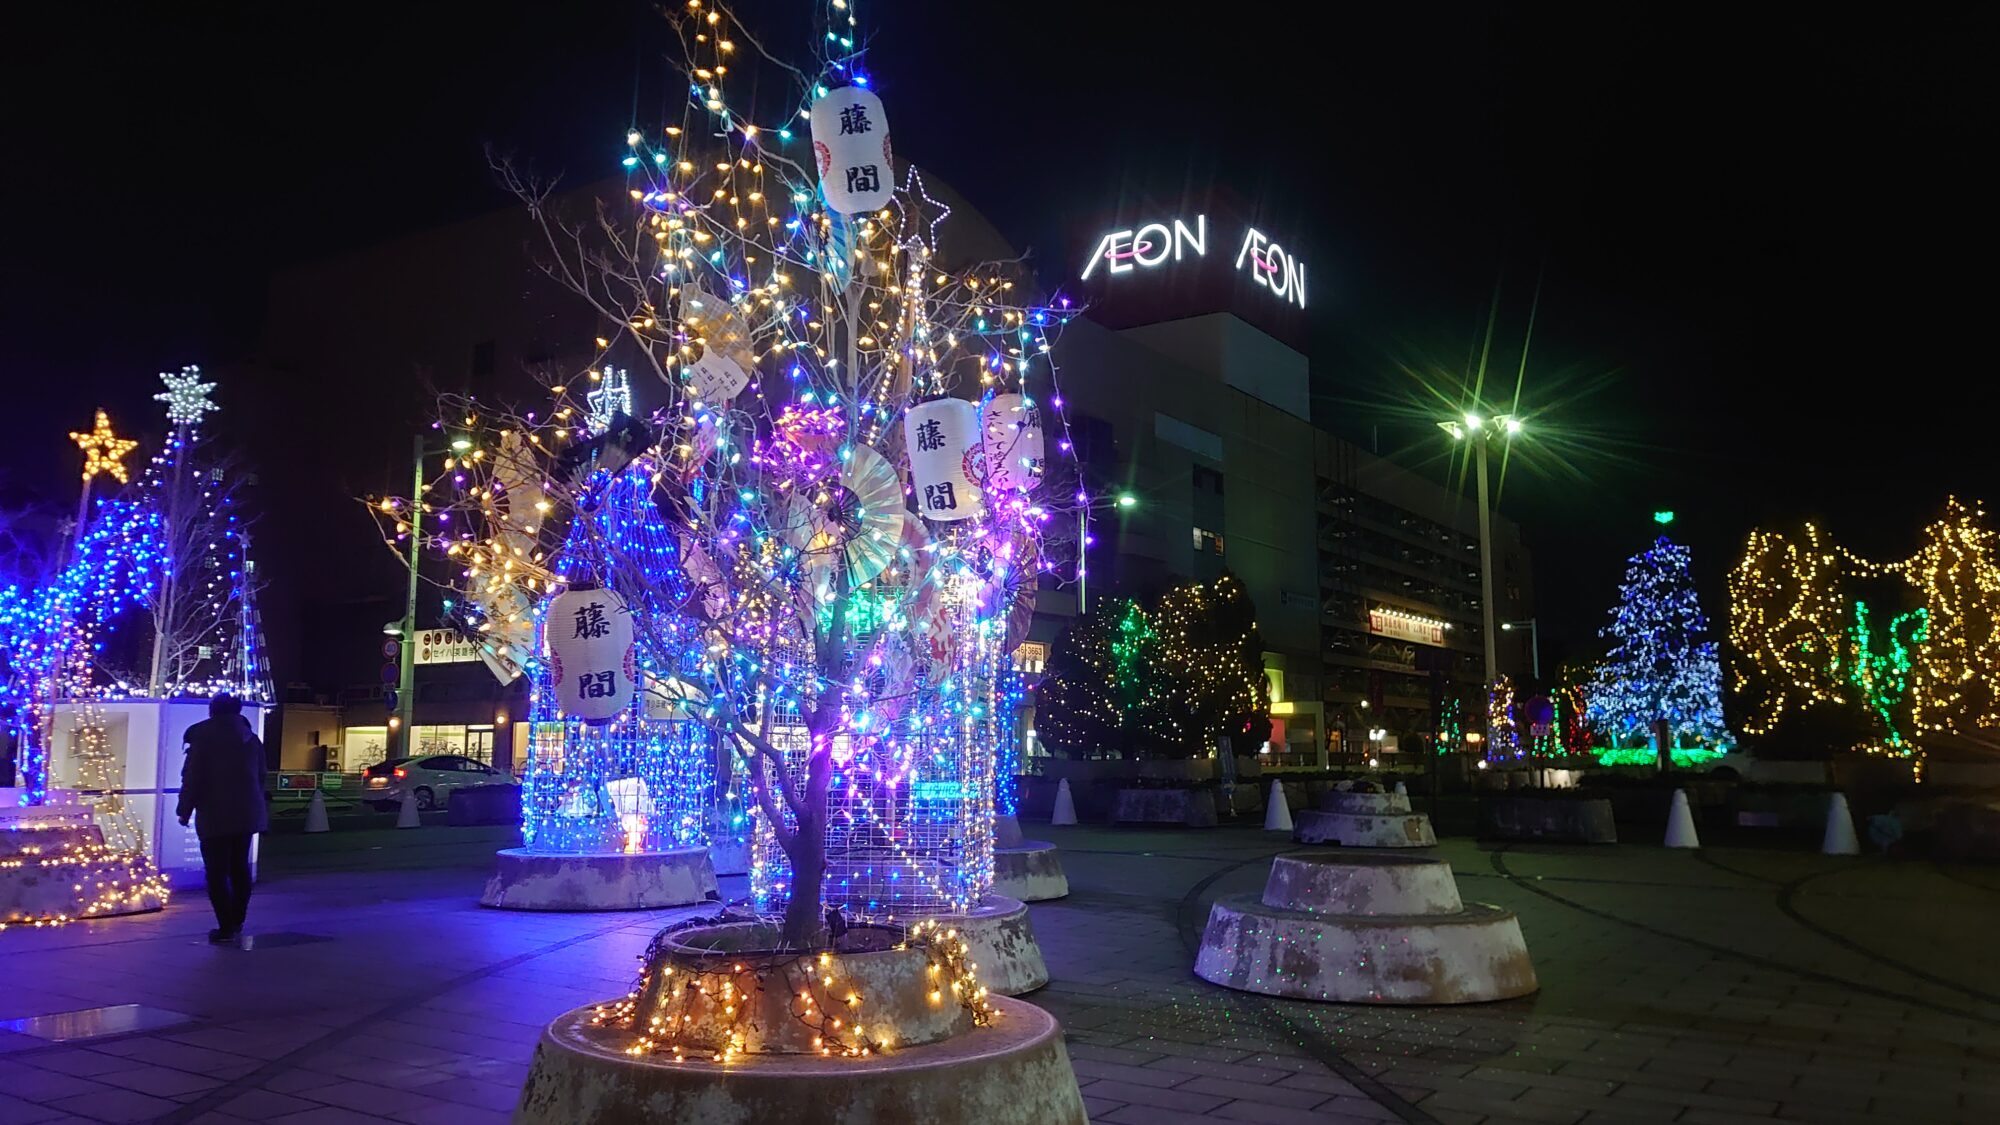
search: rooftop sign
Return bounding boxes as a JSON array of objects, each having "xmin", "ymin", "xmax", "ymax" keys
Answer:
[{"xmin": 1081, "ymin": 214, "xmax": 1306, "ymax": 309}]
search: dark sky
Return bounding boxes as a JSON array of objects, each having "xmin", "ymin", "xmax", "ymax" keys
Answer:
[{"xmin": 4, "ymin": 1, "xmax": 1996, "ymax": 671}]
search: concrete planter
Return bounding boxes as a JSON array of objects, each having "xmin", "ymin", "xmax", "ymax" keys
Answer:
[
  {"xmin": 1112, "ymin": 788, "xmax": 1218, "ymax": 828},
  {"xmin": 480, "ymin": 847, "xmax": 720, "ymax": 911},
  {"xmin": 991, "ymin": 844, "xmax": 1068, "ymax": 902},
  {"xmin": 1478, "ymin": 796, "xmax": 1617, "ymax": 844},
  {"xmin": 930, "ymin": 895, "xmax": 1049, "ymax": 995},
  {"xmin": 514, "ymin": 917, "xmax": 1084, "ymax": 1124},
  {"xmin": 515, "ymin": 995, "xmax": 1085, "ymax": 1124},
  {"xmin": 1292, "ymin": 808, "xmax": 1436, "ymax": 847},
  {"xmin": 1194, "ymin": 852, "xmax": 1537, "ymax": 1004}
]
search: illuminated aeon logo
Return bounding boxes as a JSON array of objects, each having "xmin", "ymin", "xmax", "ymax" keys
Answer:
[{"xmin": 1080, "ymin": 214, "xmax": 1306, "ymax": 309}]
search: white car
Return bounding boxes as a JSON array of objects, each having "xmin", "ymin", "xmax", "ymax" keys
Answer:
[{"xmin": 361, "ymin": 755, "xmax": 517, "ymax": 811}]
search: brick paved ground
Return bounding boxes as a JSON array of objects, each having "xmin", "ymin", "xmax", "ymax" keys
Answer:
[{"xmin": 2, "ymin": 822, "xmax": 1998, "ymax": 1123}]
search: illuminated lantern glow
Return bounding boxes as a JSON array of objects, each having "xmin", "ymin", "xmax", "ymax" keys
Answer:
[
  {"xmin": 904, "ymin": 397, "xmax": 982, "ymax": 523},
  {"xmin": 980, "ymin": 393, "xmax": 1044, "ymax": 494},
  {"xmin": 810, "ymin": 85, "xmax": 893, "ymax": 215},
  {"xmin": 545, "ymin": 586, "xmax": 637, "ymax": 724}
]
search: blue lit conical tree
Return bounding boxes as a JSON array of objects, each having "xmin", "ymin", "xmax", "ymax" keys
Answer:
[{"xmin": 1587, "ymin": 536, "xmax": 1730, "ymax": 760}]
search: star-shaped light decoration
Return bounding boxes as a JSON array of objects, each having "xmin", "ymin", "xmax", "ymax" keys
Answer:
[
  {"xmin": 154, "ymin": 364, "xmax": 218, "ymax": 428},
  {"xmin": 585, "ymin": 366, "xmax": 633, "ymax": 435},
  {"xmin": 70, "ymin": 409, "xmax": 140, "ymax": 484},
  {"xmin": 896, "ymin": 166, "xmax": 952, "ymax": 254}
]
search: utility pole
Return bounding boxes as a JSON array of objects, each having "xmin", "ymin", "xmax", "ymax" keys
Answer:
[{"xmin": 395, "ymin": 433, "xmax": 423, "ymax": 757}]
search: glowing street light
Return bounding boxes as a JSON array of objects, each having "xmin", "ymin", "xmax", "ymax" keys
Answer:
[
  {"xmin": 1077, "ymin": 491, "xmax": 1140, "ymax": 614},
  {"xmin": 1438, "ymin": 413, "xmax": 1524, "ymax": 687}
]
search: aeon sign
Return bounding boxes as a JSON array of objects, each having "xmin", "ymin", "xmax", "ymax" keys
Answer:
[{"xmin": 1080, "ymin": 214, "xmax": 1306, "ymax": 309}]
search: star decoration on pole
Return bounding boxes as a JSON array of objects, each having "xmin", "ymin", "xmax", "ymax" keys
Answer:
[
  {"xmin": 70, "ymin": 409, "xmax": 140, "ymax": 484},
  {"xmin": 585, "ymin": 366, "xmax": 633, "ymax": 434},
  {"xmin": 154, "ymin": 364, "xmax": 219, "ymax": 428}
]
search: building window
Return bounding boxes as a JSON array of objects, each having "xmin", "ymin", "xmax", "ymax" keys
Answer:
[
  {"xmin": 1192, "ymin": 466, "xmax": 1225, "ymax": 495},
  {"xmin": 1193, "ymin": 527, "xmax": 1225, "ymax": 555}
]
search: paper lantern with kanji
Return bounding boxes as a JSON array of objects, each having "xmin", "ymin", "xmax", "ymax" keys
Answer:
[
  {"xmin": 545, "ymin": 587, "xmax": 636, "ymax": 724},
  {"xmin": 810, "ymin": 86, "xmax": 893, "ymax": 215},
  {"xmin": 980, "ymin": 392, "xmax": 1044, "ymax": 494},
  {"xmin": 904, "ymin": 397, "xmax": 982, "ymax": 523}
]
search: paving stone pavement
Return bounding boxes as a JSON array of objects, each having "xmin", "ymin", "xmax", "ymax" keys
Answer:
[{"xmin": 2, "ymin": 821, "xmax": 1998, "ymax": 1123}]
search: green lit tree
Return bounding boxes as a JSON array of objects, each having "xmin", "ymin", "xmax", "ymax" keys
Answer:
[{"xmin": 1033, "ymin": 599, "xmax": 1131, "ymax": 757}]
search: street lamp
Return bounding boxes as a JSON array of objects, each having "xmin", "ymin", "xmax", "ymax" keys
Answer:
[
  {"xmin": 1438, "ymin": 413, "xmax": 1521, "ymax": 689},
  {"xmin": 1500, "ymin": 618, "xmax": 1540, "ymax": 681},
  {"xmin": 1076, "ymin": 491, "xmax": 1137, "ymax": 614}
]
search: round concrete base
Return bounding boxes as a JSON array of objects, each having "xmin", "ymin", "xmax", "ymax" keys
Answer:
[
  {"xmin": 991, "ymin": 843, "xmax": 1068, "ymax": 903},
  {"xmin": 514, "ymin": 995, "xmax": 1087, "ymax": 1125},
  {"xmin": 708, "ymin": 838, "xmax": 752, "ymax": 877},
  {"xmin": 1194, "ymin": 894, "xmax": 1538, "ymax": 1004},
  {"xmin": 1293, "ymin": 809, "xmax": 1436, "ymax": 848},
  {"xmin": 1317, "ymin": 790, "xmax": 1411, "ymax": 815},
  {"xmin": 930, "ymin": 894, "xmax": 1048, "ymax": 996},
  {"xmin": 480, "ymin": 847, "xmax": 720, "ymax": 911}
]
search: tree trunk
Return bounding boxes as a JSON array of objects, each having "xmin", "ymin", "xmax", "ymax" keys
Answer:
[{"xmin": 778, "ymin": 716, "xmax": 837, "ymax": 948}]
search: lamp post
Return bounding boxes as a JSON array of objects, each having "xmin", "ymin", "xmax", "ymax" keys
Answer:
[
  {"xmin": 390, "ymin": 432, "xmax": 472, "ymax": 757},
  {"xmin": 1076, "ymin": 491, "xmax": 1137, "ymax": 615},
  {"xmin": 1500, "ymin": 618, "xmax": 1540, "ymax": 681},
  {"xmin": 1437, "ymin": 413, "xmax": 1521, "ymax": 689}
]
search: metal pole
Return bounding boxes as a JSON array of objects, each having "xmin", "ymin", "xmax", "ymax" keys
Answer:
[
  {"xmin": 1474, "ymin": 436, "xmax": 1498, "ymax": 687},
  {"xmin": 1528, "ymin": 620, "xmax": 1540, "ymax": 682},
  {"xmin": 396, "ymin": 434, "xmax": 422, "ymax": 757},
  {"xmin": 1076, "ymin": 504, "xmax": 1088, "ymax": 615}
]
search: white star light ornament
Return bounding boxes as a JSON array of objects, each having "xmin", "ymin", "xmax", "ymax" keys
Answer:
[
  {"xmin": 155, "ymin": 365, "xmax": 218, "ymax": 427},
  {"xmin": 585, "ymin": 367, "xmax": 634, "ymax": 434}
]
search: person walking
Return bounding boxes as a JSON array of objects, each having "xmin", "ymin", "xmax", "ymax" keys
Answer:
[{"xmin": 176, "ymin": 695, "xmax": 268, "ymax": 943}]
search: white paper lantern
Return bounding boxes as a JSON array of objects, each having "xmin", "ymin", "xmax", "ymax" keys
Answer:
[
  {"xmin": 904, "ymin": 397, "xmax": 983, "ymax": 522},
  {"xmin": 811, "ymin": 86, "xmax": 893, "ymax": 215},
  {"xmin": 545, "ymin": 587, "xmax": 636, "ymax": 724},
  {"xmin": 980, "ymin": 393, "xmax": 1044, "ymax": 494}
]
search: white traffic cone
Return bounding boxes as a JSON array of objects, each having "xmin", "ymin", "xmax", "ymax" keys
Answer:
[
  {"xmin": 304, "ymin": 790, "xmax": 330, "ymax": 833},
  {"xmin": 1663, "ymin": 788, "xmax": 1700, "ymax": 848},
  {"xmin": 1051, "ymin": 778, "xmax": 1078, "ymax": 826},
  {"xmin": 1263, "ymin": 779, "xmax": 1293, "ymax": 832},
  {"xmin": 1822, "ymin": 792, "xmax": 1860, "ymax": 856},
  {"xmin": 396, "ymin": 790, "xmax": 422, "ymax": 829},
  {"xmin": 1392, "ymin": 780, "xmax": 1408, "ymax": 798}
]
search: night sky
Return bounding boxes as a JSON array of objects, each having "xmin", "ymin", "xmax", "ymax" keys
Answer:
[{"xmin": 4, "ymin": 1, "xmax": 1996, "ymax": 677}]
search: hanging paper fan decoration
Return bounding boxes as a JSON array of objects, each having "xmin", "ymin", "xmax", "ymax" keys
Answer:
[
  {"xmin": 465, "ymin": 432, "xmax": 553, "ymax": 682},
  {"xmin": 775, "ymin": 445, "xmax": 908, "ymax": 591},
  {"xmin": 680, "ymin": 285, "xmax": 757, "ymax": 406},
  {"xmin": 680, "ymin": 537, "xmax": 730, "ymax": 620},
  {"xmin": 858, "ymin": 631, "xmax": 919, "ymax": 730}
]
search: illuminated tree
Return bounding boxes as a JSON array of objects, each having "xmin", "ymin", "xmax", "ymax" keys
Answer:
[
  {"xmin": 1588, "ymin": 536, "xmax": 1729, "ymax": 754},
  {"xmin": 378, "ymin": 2, "xmax": 1077, "ymax": 947},
  {"xmin": 1032, "ymin": 600, "xmax": 1129, "ymax": 756},
  {"xmin": 1144, "ymin": 574, "xmax": 1270, "ymax": 756},
  {"xmin": 1728, "ymin": 524, "xmax": 1850, "ymax": 735}
]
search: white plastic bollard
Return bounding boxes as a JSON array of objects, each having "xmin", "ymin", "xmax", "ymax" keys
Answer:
[
  {"xmin": 1663, "ymin": 788, "xmax": 1700, "ymax": 848},
  {"xmin": 1050, "ymin": 778, "xmax": 1078, "ymax": 826},
  {"xmin": 396, "ymin": 790, "xmax": 422, "ymax": 829},
  {"xmin": 1392, "ymin": 780, "xmax": 1409, "ymax": 798},
  {"xmin": 1263, "ymin": 779, "xmax": 1294, "ymax": 832},
  {"xmin": 304, "ymin": 789, "xmax": 330, "ymax": 833},
  {"xmin": 1822, "ymin": 792, "xmax": 1860, "ymax": 856}
]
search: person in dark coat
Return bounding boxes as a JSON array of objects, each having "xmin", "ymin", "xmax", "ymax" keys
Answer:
[{"xmin": 176, "ymin": 695, "xmax": 268, "ymax": 942}]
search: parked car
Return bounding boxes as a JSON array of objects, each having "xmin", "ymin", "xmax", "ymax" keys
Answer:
[{"xmin": 361, "ymin": 755, "xmax": 517, "ymax": 811}]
